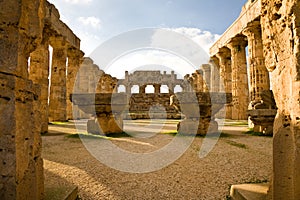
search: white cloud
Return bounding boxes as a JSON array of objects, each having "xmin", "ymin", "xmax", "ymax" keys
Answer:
[
  {"xmin": 105, "ymin": 50, "xmax": 197, "ymax": 79},
  {"xmin": 171, "ymin": 27, "xmax": 220, "ymax": 54},
  {"xmin": 63, "ymin": 0, "xmax": 92, "ymax": 4},
  {"xmin": 77, "ymin": 31, "xmax": 102, "ymax": 55},
  {"xmin": 78, "ymin": 16, "xmax": 101, "ymax": 30}
]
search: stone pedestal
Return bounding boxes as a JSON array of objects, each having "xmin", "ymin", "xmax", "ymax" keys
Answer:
[
  {"xmin": 173, "ymin": 92, "xmax": 232, "ymax": 135},
  {"xmin": 71, "ymin": 93, "xmax": 128, "ymax": 135},
  {"xmin": 87, "ymin": 115, "xmax": 123, "ymax": 134}
]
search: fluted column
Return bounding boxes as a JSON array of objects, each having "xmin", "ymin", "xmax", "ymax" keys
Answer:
[
  {"xmin": 29, "ymin": 42, "xmax": 50, "ymax": 133},
  {"xmin": 216, "ymin": 47, "xmax": 232, "ymax": 94},
  {"xmin": 66, "ymin": 48, "xmax": 84, "ymax": 120},
  {"xmin": 243, "ymin": 20, "xmax": 270, "ymax": 103},
  {"xmin": 216, "ymin": 47, "xmax": 233, "ymax": 119},
  {"xmin": 209, "ymin": 56, "xmax": 220, "ymax": 92},
  {"xmin": 49, "ymin": 37, "xmax": 68, "ymax": 122},
  {"xmin": 227, "ymin": 36, "xmax": 249, "ymax": 120},
  {"xmin": 202, "ymin": 64, "xmax": 211, "ymax": 91}
]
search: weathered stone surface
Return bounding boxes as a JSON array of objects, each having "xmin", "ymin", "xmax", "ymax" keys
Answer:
[
  {"xmin": 227, "ymin": 36, "xmax": 249, "ymax": 120},
  {"xmin": 210, "ymin": 0, "xmax": 262, "ymax": 56},
  {"xmin": 71, "ymin": 93, "xmax": 128, "ymax": 134},
  {"xmin": 0, "ymin": 0, "xmax": 45, "ymax": 199},
  {"xmin": 173, "ymin": 92, "xmax": 231, "ymax": 135},
  {"xmin": 127, "ymin": 94, "xmax": 181, "ymax": 120},
  {"xmin": 49, "ymin": 36, "xmax": 68, "ymax": 122},
  {"xmin": 29, "ymin": 42, "xmax": 50, "ymax": 133},
  {"xmin": 66, "ymin": 48, "xmax": 84, "ymax": 120},
  {"xmin": 260, "ymin": 0, "xmax": 300, "ymax": 199},
  {"xmin": 243, "ymin": 20, "xmax": 270, "ymax": 104},
  {"xmin": 216, "ymin": 47, "xmax": 233, "ymax": 119}
]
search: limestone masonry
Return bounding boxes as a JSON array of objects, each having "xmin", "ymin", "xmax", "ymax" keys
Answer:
[{"xmin": 1, "ymin": 0, "xmax": 300, "ymax": 199}]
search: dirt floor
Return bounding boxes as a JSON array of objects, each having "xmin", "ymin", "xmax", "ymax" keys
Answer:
[{"xmin": 43, "ymin": 119, "xmax": 272, "ymax": 200}]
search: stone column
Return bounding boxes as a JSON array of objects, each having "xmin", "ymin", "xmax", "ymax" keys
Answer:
[
  {"xmin": 209, "ymin": 56, "xmax": 220, "ymax": 92},
  {"xmin": 0, "ymin": 0, "xmax": 44, "ymax": 199},
  {"xmin": 227, "ymin": 36, "xmax": 249, "ymax": 120},
  {"xmin": 139, "ymin": 85, "xmax": 146, "ymax": 94},
  {"xmin": 202, "ymin": 64, "xmax": 211, "ymax": 91},
  {"xmin": 29, "ymin": 42, "xmax": 50, "ymax": 133},
  {"xmin": 49, "ymin": 37, "xmax": 68, "ymax": 122},
  {"xmin": 154, "ymin": 84, "xmax": 161, "ymax": 94},
  {"xmin": 66, "ymin": 48, "xmax": 84, "ymax": 120},
  {"xmin": 216, "ymin": 47, "xmax": 233, "ymax": 119},
  {"xmin": 126, "ymin": 85, "xmax": 132, "ymax": 94},
  {"xmin": 243, "ymin": 20, "xmax": 270, "ymax": 104},
  {"xmin": 216, "ymin": 47, "xmax": 232, "ymax": 94},
  {"xmin": 168, "ymin": 84, "xmax": 174, "ymax": 94},
  {"xmin": 261, "ymin": 0, "xmax": 300, "ymax": 199}
]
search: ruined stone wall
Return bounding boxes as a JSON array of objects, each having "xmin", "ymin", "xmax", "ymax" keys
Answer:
[
  {"xmin": 261, "ymin": 0, "xmax": 300, "ymax": 199},
  {"xmin": 0, "ymin": 0, "xmax": 45, "ymax": 199},
  {"xmin": 126, "ymin": 94, "xmax": 181, "ymax": 119}
]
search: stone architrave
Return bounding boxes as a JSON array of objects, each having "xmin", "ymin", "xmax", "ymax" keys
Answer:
[
  {"xmin": 49, "ymin": 36, "xmax": 68, "ymax": 122},
  {"xmin": 227, "ymin": 37, "xmax": 249, "ymax": 120},
  {"xmin": 66, "ymin": 48, "xmax": 84, "ymax": 120},
  {"xmin": 243, "ymin": 20, "xmax": 270, "ymax": 104},
  {"xmin": 261, "ymin": 0, "xmax": 300, "ymax": 199},
  {"xmin": 0, "ymin": 0, "xmax": 45, "ymax": 199},
  {"xmin": 29, "ymin": 42, "xmax": 50, "ymax": 133}
]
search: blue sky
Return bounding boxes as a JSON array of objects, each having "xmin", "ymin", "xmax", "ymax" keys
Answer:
[
  {"xmin": 48, "ymin": 0, "xmax": 248, "ymax": 78},
  {"xmin": 48, "ymin": 0, "xmax": 247, "ymax": 54}
]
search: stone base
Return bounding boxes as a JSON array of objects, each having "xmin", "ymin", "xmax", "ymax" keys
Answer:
[
  {"xmin": 177, "ymin": 118, "xmax": 210, "ymax": 135},
  {"xmin": 230, "ymin": 183, "xmax": 269, "ymax": 200},
  {"xmin": 253, "ymin": 124, "xmax": 273, "ymax": 136},
  {"xmin": 87, "ymin": 115, "xmax": 123, "ymax": 135}
]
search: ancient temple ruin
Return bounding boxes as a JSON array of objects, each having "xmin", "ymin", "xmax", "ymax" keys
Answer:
[
  {"xmin": 0, "ymin": 1, "xmax": 84, "ymax": 198},
  {"xmin": 1, "ymin": 0, "xmax": 300, "ymax": 199},
  {"xmin": 209, "ymin": 0, "xmax": 300, "ymax": 199}
]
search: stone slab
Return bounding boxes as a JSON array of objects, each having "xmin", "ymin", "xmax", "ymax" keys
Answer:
[{"xmin": 230, "ymin": 183, "xmax": 269, "ymax": 200}]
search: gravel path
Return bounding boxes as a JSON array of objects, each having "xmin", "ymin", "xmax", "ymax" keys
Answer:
[{"xmin": 43, "ymin": 120, "xmax": 272, "ymax": 200}]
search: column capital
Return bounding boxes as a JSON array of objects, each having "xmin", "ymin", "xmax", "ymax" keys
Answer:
[
  {"xmin": 49, "ymin": 36, "xmax": 67, "ymax": 48},
  {"xmin": 242, "ymin": 20, "xmax": 262, "ymax": 37},
  {"xmin": 216, "ymin": 47, "xmax": 231, "ymax": 60},
  {"xmin": 201, "ymin": 64, "xmax": 211, "ymax": 72},
  {"xmin": 226, "ymin": 36, "xmax": 247, "ymax": 50},
  {"xmin": 67, "ymin": 47, "xmax": 84, "ymax": 58},
  {"xmin": 210, "ymin": 56, "xmax": 220, "ymax": 67}
]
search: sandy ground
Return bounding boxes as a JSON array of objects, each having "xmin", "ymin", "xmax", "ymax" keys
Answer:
[{"xmin": 43, "ymin": 120, "xmax": 272, "ymax": 200}]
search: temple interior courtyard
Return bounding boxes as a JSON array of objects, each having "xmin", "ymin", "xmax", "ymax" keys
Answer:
[{"xmin": 1, "ymin": 0, "xmax": 300, "ymax": 199}]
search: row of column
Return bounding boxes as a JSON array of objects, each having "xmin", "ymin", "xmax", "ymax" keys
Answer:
[
  {"xmin": 29, "ymin": 36, "xmax": 84, "ymax": 133},
  {"xmin": 210, "ymin": 20, "xmax": 270, "ymax": 120}
]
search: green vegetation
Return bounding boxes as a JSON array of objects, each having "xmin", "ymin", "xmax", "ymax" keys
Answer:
[
  {"xmin": 66, "ymin": 132, "xmax": 131, "ymax": 139},
  {"xmin": 225, "ymin": 140, "xmax": 247, "ymax": 149},
  {"xmin": 224, "ymin": 120, "xmax": 248, "ymax": 126},
  {"xmin": 49, "ymin": 121, "xmax": 69, "ymax": 125},
  {"xmin": 244, "ymin": 178, "xmax": 269, "ymax": 184}
]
